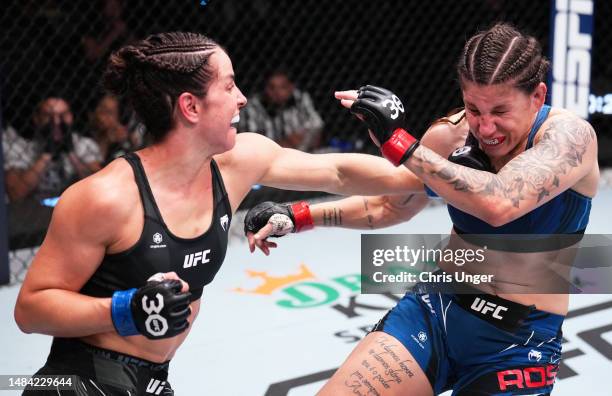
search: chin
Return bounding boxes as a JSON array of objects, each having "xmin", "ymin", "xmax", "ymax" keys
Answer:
[{"xmin": 222, "ymin": 127, "xmax": 237, "ymax": 151}]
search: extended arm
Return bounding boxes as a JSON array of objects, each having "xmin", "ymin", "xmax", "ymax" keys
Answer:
[
  {"xmin": 246, "ymin": 192, "xmax": 429, "ymax": 255},
  {"xmin": 218, "ymin": 132, "xmax": 425, "ymax": 213}
]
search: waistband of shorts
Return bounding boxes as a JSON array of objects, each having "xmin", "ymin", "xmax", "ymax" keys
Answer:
[
  {"xmin": 49, "ymin": 337, "xmax": 170, "ymax": 371},
  {"xmin": 451, "ymin": 291, "xmax": 564, "ymax": 334}
]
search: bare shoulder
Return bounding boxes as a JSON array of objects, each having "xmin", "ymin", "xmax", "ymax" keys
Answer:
[
  {"xmin": 54, "ymin": 159, "xmax": 139, "ymax": 242},
  {"xmin": 213, "ymin": 133, "xmax": 280, "ymax": 211},
  {"xmin": 214, "ymin": 132, "xmax": 280, "ymax": 182},
  {"xmin": 421, "ymin": 114, "xmax": 470, "ymax": 157},
  {"xmin": 215, "ymin": 132, "xmax": 277, "ymax": 168},
  {"xmin": 536, "ymin": 108, "xmax": 597, "ymax": 146}
]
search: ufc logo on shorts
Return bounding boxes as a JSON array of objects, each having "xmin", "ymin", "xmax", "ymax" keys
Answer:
[
  {"xmin": 470, "ymin": 297, "xmax": 508, "ymax": 319},
  {"xmin": 183, "ymin": 249, "xmax": 211, "ymax": 268},
  {"xmin": 497, "ymin": 365, "xmax": 557, "ymax": 391},
  {"xmin": 146, "ymin": 378, "xmax": 166, "ymax": 395},
  {"xmin": 142, "ymin": 293, "xmax": 168, "ymax": 337},
  {"xmin": 382, "ymin": 95, "xmax": 404, "ymax": 120}
]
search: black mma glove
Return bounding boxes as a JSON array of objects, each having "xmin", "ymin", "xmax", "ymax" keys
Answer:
[
  {"xmin": 448, "ymin": 143, "xmax": 495, "ymax": 172},
  {"xmin": 244, "ymin": 201, "xmax": 313, "ymax": 237},
  {"xmin": 111, "ymin": 279, "xmax": 191, "ymax": 340},
  {"xmin": 351, "ymin": 85, "xmax": 420, "ymax": 166}
]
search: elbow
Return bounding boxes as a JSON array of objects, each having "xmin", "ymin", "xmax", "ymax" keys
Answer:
[
  {"xmin": 14, "ymin": 304, "xmax": 33, "ymax": 334},
  {"xmin": 14, "ymin": 295, "xmax": 37, "ymax": 334},
  {"xmin": 479, "ymin": 201, "xmax": 514, "ymax": 227}
]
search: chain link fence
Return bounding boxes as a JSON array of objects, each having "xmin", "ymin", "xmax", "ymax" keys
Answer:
[{"xmin": 1, "ymin": 0, "xmax": 610, "ymax": 283}]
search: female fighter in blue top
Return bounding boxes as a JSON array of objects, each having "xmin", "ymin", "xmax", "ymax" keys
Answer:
[{"xmin": 245, "ymin": 23, "xmax": 599, "ymax": 395}]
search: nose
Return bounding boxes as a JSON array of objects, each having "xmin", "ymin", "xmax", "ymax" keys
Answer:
[
  {"xmin": 237, "ymin": 87, "xmax": 247, "ymax": 108},
  {"xmin": 477, "ymin": 114, "xmax": 497, "ymax": 137}
]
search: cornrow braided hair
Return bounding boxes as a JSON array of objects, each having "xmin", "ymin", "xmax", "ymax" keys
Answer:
[
  {"xmin": 457, "ymin": 23, "xmax": 550, "ymax": 94},
  {"xmin": 103, "ymin": 32, "xmax": 220, "ymax": 142}
]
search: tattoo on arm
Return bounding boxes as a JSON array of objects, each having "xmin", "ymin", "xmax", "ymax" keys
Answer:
[
  {"xmin": 323, "ymin": 209, "xmax": 332, "ymax": 226},
  {"xmin": 400, "ymin": 194, "xmax": 415, "ymax": 206},
  {"xmin": 410, "ymin": 115, "xmax": 595, "ymax": 208},
  {"xmin": 323, "ymin": 208, "xmax": 344, "ymax": 226},
  {"xmin": 363, "ymin": 198, "xmax": 374, "ymax": 229},
  {"xmin": 367, "ymin": 215, "xmax": 374, "ymax": 229}
]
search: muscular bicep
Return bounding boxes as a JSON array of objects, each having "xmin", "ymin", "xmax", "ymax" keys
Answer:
[{"xmin": 496, "ymin": 114, "xmax": 597, "ymax": 209}]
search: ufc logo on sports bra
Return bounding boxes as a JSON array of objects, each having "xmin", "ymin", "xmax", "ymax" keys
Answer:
[
  {"xmin": 183, "ymin": 249, "xmax": 211, "ymax": 268},
  {"xmin": 470, "ymin": 297, "xmax": 508, "ymax": 319}
]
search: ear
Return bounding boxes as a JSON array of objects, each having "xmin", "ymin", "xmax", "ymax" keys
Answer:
[
  {"xmin": 176, "ymin": 92, "xmax": 201, "ymax": 124},
  {"xmin": 532, "ymin": 82, "xmax": 547, "ymax": 109}
]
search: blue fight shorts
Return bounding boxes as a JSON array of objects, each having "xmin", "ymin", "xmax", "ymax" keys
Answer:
[{"xmin": 372, "ymin": 288, "xmax": 563, "ymax": 395}]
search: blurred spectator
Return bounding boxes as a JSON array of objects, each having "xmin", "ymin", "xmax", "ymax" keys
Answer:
[
  {"xmin": 2, "ymin": 97, "xmax": 101, "ymax": 202},
  {"xmin": 239, "ymin": 69, "xmax": 324, "ymax": 151},
  {"xmin": 81, "ymin": 0, "xmax": 133, "ymax": 64},
  {"xmin": 89, "ymin": 94, "xmax": 143, "ymax": 165}
]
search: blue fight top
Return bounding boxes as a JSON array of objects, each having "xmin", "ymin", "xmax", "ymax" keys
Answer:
[{"xmin": 426, "ymin": 105, "xmax": 592, "ymax": 236}]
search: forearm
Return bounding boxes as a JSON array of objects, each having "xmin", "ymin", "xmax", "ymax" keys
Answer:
[
  {"xmin": 405, "ymin": 145, "xmax": 505, "ymax": 224},
  {"xmin": 332, "ymin": 154, "xmax": 424, "ymax": 196},
  {"xmin": 15, "ymin": 289, "xmax": 115, "ymax": 337},
  {"xmin": 310, "ymin": 193, "xmax": 428, "ymax": 230}
]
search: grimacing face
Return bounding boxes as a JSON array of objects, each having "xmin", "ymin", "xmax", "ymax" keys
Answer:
[{"xmin": 462, "ymin": 80, "xmax": 545, "ymax": 159}]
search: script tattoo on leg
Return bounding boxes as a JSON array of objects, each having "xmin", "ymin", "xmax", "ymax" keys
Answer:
[{"xmin": 342, "ymin": 334, "xmax": 416, "ymax": 395}]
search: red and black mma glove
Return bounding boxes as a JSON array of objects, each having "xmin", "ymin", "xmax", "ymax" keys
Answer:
[
  {"xmin": 111, "ymin": 279, "xmax": 192, "ymax": 340},
  {"xmin": 244, "ymin": 201, "xmax": 314, "ymax": 237},
  {"xmin": 351, "ymin": 85, "xmax": 420, "ymax": 166}
]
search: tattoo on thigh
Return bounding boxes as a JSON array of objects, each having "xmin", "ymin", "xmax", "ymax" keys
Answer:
[{"xmin": 342, "ymin": 335, "xmax": 416, "ymax": 395}]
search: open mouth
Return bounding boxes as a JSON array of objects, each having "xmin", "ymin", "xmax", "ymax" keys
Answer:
[
  {"xmin": 481, "ymin": 136, "xmax": 505, "ymax": 147},
  {"xmin": 230, "ymin": 114, "xmax": 240, "ymax": 127}
]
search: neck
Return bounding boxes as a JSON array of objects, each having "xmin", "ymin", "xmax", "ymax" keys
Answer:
[{"xmin": 138, "ymin": 127, "xmax": 215, "ymax": 190}]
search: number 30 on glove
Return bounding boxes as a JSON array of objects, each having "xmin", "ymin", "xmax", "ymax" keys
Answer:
[{"xmin": 351, "ymin": 85, "xmax": 420, "ymax": 166}]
